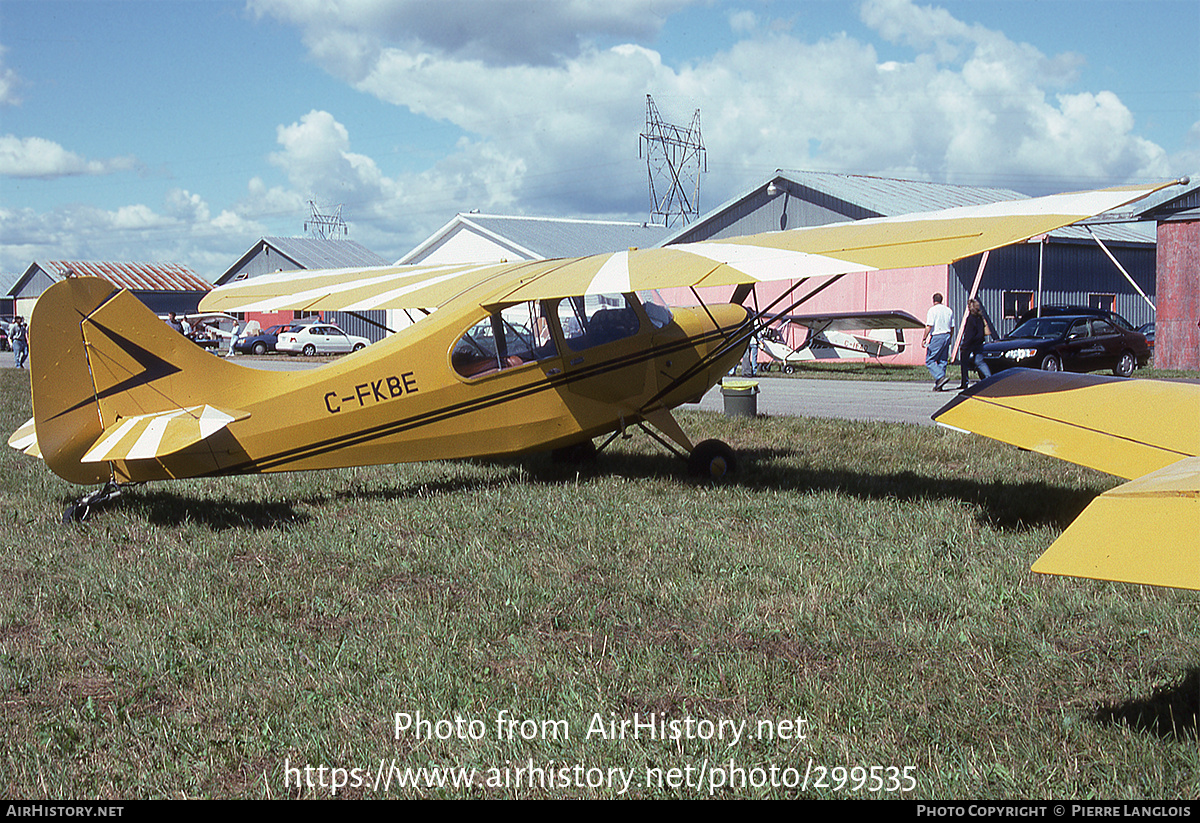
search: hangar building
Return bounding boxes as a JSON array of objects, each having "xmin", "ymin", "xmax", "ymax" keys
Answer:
[
  {"xmin": 215, "ymin": 237, "xmax": 390, "ymax": 341},
  {"xmin": 8, "ymin": 260, "xmax": 211, "ymax": 322},
  {"xmin": 654, "ymin": 171, "xmax": 1160, "ymax": 367}
]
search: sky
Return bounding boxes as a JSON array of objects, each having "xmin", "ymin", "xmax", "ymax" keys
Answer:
[{"xmin": 1, "ymin": 0, "xmax": 1196, "ymax": 282}]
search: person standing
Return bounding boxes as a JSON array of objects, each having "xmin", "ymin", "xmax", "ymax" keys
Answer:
[
  {"xmin": 9, "ymin": 316, "xmax": 28, "ymax": 369},
  {"xmin": 922, "ymin": 293, "xmax": 955, "ymax": 391},
  {"xmin": 958, "ymin": 298, "xmax": 992, "ymax": 390},
  {"xmin": 227, "ymin": 320, "xmax": 241, "ymax": 357}
]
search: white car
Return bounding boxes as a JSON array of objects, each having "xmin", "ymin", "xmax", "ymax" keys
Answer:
[{"xmin": 276, "ymin": 323, "xmax": 371, "ymax": 356}]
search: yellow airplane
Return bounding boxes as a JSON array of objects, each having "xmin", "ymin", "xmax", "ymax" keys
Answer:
[
  {"xmin": 8, "ymin": 182, "xmax": 1181, "ymax": 522},
  {"xmin": 934, "ymin": 369, "xmax": 1198, "ymax": 591}
]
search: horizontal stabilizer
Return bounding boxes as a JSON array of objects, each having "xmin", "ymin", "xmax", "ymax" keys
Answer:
[
  {"xmin": 1031, "ymin": 457, "xmax": 1200, "ymax": 591},
  {"xmin": 933, "ymin": 369, "xmax": 1199, "ymax": 480},
  {"xmin": 81, "ymin": 405, "xmax": 250, "ymax": 464},
  {"xmin": 7, "ymin": 416, "xmax": 41, "ymax": 457}
]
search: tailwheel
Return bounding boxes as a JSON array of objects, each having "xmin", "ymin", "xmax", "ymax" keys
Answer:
[
  {"xmin": 63, "ymin": 481, "xmax": 123, "ymax": 523},
  {"xmin": 688, "ymin": 439, "xmax": 737, "ymax": 480}
]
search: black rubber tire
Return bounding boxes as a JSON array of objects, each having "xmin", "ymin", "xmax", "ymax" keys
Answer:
[
  {"xmin": 688, "ymin": 439, "xmax": 737, "ymax": 480},
  {"xmin": 252, "ymin": 341, "xmax": 267, "ymax": 355},
  {"xmin": 1113, "ymin": 350, "xmax": 1135, "ymax": 378},
  {"xmin": 303, "ymin": 343, "xmax": 316, "ymax": 357},
  {"xmin": 353, "ymin": 343, "xmax": 366, "ymax": 352},
  {"xmin": 1040, "ymin": 354, "xmax": 1061, "ymax": 372}
]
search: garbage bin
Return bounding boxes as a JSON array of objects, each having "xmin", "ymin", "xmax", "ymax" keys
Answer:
[{"xmin": 721, "ymin": 379, "xmax": 759, "ymax": 417}]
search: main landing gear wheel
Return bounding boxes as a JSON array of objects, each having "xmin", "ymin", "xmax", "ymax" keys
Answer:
[{"xmin": 688, "ymin": 439, "xmax": 737, "ymax": 480}]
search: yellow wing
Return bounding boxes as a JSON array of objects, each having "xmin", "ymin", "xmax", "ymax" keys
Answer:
[
  {"xmin": 1030, "ymin": 457, "xmax": 1199, "ymax": 591},
  {"xmin": 933, "ymin": 369, "xmax": 1198, "ymax": 480},
  {"xmin": 200, "ymin": 183, "xmax": 1174, "ymax": 314},
  {"xmin": 934, "ymin": 369, "xmax": 1200, "ymax": 591}
]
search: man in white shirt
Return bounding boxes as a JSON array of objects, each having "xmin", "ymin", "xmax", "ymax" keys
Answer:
[{"xmin": 922, "ymin": 293, "xmax": 955, "ymax": 391}]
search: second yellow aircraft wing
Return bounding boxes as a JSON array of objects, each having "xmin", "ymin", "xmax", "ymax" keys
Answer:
[
  {"xmin": 201, "ymin": 183, "xmax": 1175, "ymax": 314},
  {"xmin": 1029, "ymin": 457, "xmax": 1200, "ymax": 591},
  {"xmin": 933, "ymin": 369, "xmax": 1199, "ymax": 481},
  {"xmin": 934, "ymin": 369, "xmax": 1199, "ymax": 591}
]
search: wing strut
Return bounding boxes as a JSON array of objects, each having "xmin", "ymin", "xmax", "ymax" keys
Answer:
[{"xmin": 641, "ymin": 273, "xmax": 848, "ymax": 412}]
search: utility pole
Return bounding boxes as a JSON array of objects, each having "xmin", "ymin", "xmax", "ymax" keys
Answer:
[
  {"xmin": 304, "ymin": 200, "xmax": 348, "ymax": 239},
  {"xmin": 639, "ymin": 95, "xmax": 706, "ymax": 227}
]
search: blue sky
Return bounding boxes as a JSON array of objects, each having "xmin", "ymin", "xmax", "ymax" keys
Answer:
[{"xmin": 1, "ymin": 0, "xmax": 1196, "ymax": 280}]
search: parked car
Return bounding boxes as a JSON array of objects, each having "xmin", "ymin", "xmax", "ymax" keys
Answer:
[
  {"xmin": 276, "ymin": 323, "xmax": 371, "ymax": 356},
  {"xmin": 1138, "ymin": 322, "xmax": 1155, "ymax": 354},
  {"xmin": 235, "ymin": 323, "xmax": 300, "ymax": 355},
  {"xmin": 0, "ymin": 317, "xmax": 11, "ymax": 351},
  {"xmin": 982, "ymin": 312, "xmax": 1150, "ymax": 377}
]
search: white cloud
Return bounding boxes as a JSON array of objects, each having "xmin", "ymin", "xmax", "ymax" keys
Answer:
[
  {"xmin": 246, "ymin": 0, "xmax": 1172, "ymax": 218},
  {"xmin": 269, "ymin": 110, "xmax": 387, "ymax": 206},
  {"xmin": 0, "ymin": 135, "xmax": 137, "ymax": 179},
  {"xmin": 248, "ymin": 0, "xmax": 690, "ymax": 69},
  {"xmin": 0, "ymin": 45, "xmax": 20, "ymax": 106}
]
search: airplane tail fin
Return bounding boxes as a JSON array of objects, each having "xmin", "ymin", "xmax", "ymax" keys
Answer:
[{"xmin": 26, "ymin": 277, "xmax": 253, "ymax": 484}]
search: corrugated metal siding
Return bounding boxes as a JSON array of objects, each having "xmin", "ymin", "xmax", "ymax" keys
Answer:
[
  {"xmin": 951, "ymin": 240, "xmax": 1157, "ymax": 335},
  {"xmin": 327, "ymin": 310, "xmax": 388, "ymax": 343}
]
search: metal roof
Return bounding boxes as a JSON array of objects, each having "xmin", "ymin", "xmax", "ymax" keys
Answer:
[
  {"xmin": 38, "ymin": 260, "xmax": 211, "ymax": 292},
  {"xmin": 774, "ymin": 170, "xmax": 1030, "ymax": 216},
  {"xmin": 259, "ymin": 237, "xmax": 389, "ymax": 269},
  {"xmin": 404, "ymin": 214, "xmax": 671, "ymax": 262},
  {"xmin": 661, "ymin": 170, "xmax": 1154, "ymax": 246}
]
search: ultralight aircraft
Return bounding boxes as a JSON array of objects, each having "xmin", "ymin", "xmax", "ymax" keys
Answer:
[
  {"xmin": 757, "ymin": 310, "xmax": 923, "ymax": 372},
  {"xmin": 8, "ymin": 182, "xmax": 1186, "ymax": 537}
]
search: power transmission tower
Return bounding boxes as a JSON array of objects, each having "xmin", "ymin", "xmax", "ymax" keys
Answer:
[
  {"xmin": 304, "ymin": 200, "xmax": 348, "ymax": 239},
  {"xmin": 639, "ymin": 95, "xmax": 706, "ymax": 227}
]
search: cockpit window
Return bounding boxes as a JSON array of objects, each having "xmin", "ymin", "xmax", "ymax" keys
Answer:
[
  {"xmin": 452, "ymin": 301, "xmax": 557, "ymax": 378},
  {"xmin": 558, "ymin": 293, "xmax": 641, "ymax": 352}
]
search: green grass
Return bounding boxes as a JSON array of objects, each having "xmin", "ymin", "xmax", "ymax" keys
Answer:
[{"xmin": 1, "ymin": 368, "xmax": 1196, "ymax": 798}]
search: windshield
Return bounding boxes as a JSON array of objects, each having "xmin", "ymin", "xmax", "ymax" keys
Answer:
[{"xmin": 1008, "ymin": 317, "xmax": 1072, "ymax": 339}]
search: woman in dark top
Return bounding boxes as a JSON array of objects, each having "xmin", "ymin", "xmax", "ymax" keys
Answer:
[{"xmin": 959, "ymin": 298, "xmax": 992, "ymax": 390}]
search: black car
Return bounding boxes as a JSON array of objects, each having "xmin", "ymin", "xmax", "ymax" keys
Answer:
[
  {"xmin": 235, "ymin": 324, "xmax": 299, "ymax": 355},
  {"xmin": 1138, "ymin": 322, "xmax": 1155, "ymax": 353},
  {"xmin": 982, "ymin": 312, "xmax": 1150, "ymax": 377}
]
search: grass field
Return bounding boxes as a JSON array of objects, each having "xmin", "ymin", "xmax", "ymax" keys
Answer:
[{"xmin": 1, "ymin": 367, "xmax": 1195, "ymax": 799}]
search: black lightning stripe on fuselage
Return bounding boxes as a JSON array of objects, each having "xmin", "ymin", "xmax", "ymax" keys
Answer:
[{"xmin": 209, "ymin": 324, "xmax": 739, "ymax": 475}]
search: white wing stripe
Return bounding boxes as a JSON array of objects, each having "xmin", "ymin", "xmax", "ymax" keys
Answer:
[{"xmin": 584, "ymin": 251, "xmax": 631, "ymax": 295}]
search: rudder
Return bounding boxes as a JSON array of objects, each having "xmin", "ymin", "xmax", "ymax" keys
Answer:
[{"xmin": 30, "ymin": 277, "xmax": 251, "ymax": 484}]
